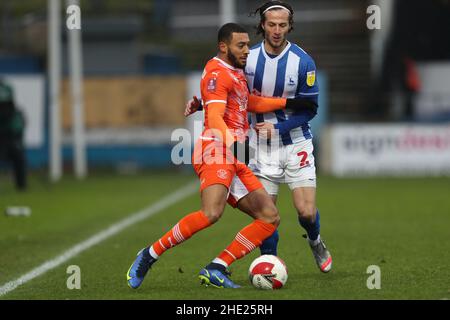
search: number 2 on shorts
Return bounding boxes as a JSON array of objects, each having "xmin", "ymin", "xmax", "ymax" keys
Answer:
[{"xmin": 297, "ymin": 151, "xmax": 310, "ymax": 168}]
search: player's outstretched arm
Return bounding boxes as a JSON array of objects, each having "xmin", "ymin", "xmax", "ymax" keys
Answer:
[
  {"xmin": 184, "ymin": 94, "xmax": 317, "ymax": 116},
  {"xmin": 248, "ymin": 94, "xmax": 318, "ymax": 114},
  {"xmin": 185, "ymin": 95, "xmax": 285, "ymax": 115},
  {"xmin": 247, "ymin": 95, "xmax": 286, "ymax": 113}
]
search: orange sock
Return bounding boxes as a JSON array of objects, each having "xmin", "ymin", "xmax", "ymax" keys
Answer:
[
  {"xmin": 217, "ymin": 219, "xmax": 276, "ymax": 266},
  {"xmin": 152, "ymin": 210, "xmax": 211, "ymax": 257}
]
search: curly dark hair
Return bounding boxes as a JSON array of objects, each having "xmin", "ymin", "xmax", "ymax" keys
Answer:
[{"xmin": 250, "ymin": 1, "xmax": 294, "ymax": 37}]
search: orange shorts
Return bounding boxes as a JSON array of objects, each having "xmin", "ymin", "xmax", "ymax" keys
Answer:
[{"xmin": 192, "ymin": 139, "xmax": 263, "ymax": 208}]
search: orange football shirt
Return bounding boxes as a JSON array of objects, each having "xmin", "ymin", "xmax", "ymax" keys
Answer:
[{"xmin": 200, "ymin": 57, "xmax": 249, "ymax": 143}]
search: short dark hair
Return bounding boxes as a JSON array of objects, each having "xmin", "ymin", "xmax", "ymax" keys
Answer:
[
  {"xmin": 251, "ymin": 1, "xmax": 294, "ymax": 36},
  {"xmin": 218, "ymin": 23, "xmax": 248, "ymax": 44}
]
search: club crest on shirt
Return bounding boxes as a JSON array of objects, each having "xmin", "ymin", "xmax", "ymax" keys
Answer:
[
  {"xmin": 207, "ymin": 78, "xmax": 217, "ymax": 92},
  {"xmin": 306, "ymin": 71, "xmax": 316, "ymax": 87},
  {"xmin": 217, "ymin": 169, "xmax": 228, "ymax": 180},
  {"xmin": 287, "ymin": 75, "xmax": 297, "ymax": 86}
]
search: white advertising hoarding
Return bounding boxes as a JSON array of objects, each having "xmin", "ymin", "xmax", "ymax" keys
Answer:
[{"xmin": 323, "ymin": 124, "xmax": 450, "ymax": 176}]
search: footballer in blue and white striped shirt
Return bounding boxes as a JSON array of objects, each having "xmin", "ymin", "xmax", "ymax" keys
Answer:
[{"xmin": 245, "ymin": 1, "xmax": 332, "ymax": 273}]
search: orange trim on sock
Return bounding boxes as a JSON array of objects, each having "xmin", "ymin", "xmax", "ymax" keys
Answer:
[
  {"xmin": 152, "ymin": 210, "xmax": 211, "ymax": 256},
  {"xmin": 218, "ymin": 219, "xmax": 276, "ymax": 266}
]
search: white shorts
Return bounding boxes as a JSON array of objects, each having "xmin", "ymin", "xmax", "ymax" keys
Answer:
[{"xmin": 248, "ymin": 139, "xmax": 316, "ymax": 195}]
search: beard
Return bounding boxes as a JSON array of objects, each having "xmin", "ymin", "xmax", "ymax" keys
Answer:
[
  {"xmin": 264, "ymin": 34, "xmax": 287, "ymax": 49},
  {"xmin": 267, "ymin": 36, "xmax": 286, "ymax": 50},
  {"xmin": 227, "ymin": 50, "xmax": 245, "ymax": 69},
  {"xmin": 268, "ymin": 39, "xmax": 282, "ymax": 49}
]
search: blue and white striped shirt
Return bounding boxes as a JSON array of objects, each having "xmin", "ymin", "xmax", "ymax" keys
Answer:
[{"xmin": 245, "ymin": 41, "xmax": 319, "ymax": 146}]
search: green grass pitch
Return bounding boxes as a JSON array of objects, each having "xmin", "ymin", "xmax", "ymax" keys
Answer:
[{"xmin": 0, "ymin": 171, "xmax": 449, "ymax": 299}]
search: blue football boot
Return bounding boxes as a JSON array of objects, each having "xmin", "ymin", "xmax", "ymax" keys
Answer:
[
  {"xmin": 198, "ymin": 268, "xmax": 240, "ymax": 288},
  {"xmin": 127, "ymin": 247, "xmax": 157, "ymax": 289}
]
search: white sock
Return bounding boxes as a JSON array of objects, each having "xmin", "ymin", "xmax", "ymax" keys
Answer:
[
  {"xmin": 212, "ymin": 258, "xmax": 228, "ymax": 268},
  {"xmin": 149, "ymin": 246, "xmax": 159, "ymax": 259},
  {"xmin": 309, "ymin": 234, "xmax": 321, "ymax": 246}
]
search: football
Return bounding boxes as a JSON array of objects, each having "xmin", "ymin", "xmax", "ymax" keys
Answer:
[{"xmin": 248, "ymin": 254, "xmax": 288, "ymax": 289}]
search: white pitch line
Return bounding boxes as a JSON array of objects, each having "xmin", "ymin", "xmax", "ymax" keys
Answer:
[{"xmin": 0, "ymin": 180, "xmax": 198, "ymax": 297}]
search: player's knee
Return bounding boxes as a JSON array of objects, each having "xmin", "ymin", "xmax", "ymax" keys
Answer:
[
  {"xmin": 296, "ymin": 202, "xmax": 316, "ymax": 222},
  {"xmin": 271, "ymin": 213, "xmax": 281, "ymax": 227},
  {"xmin": 203, "ymin": 208, "xmax": 223, "ymax": 224},
  {"xmin": 260, "ymin": 204, "xmax": 280, "ymax": 226}
]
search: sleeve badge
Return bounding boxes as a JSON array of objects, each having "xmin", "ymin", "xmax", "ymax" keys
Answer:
[
  {"xmin": 207, "ymin": 78, "xmax": 217, "ymax": 92},
  {"xmin": 306, "ymin": 71, "xmax": 316, "ymax": 87}
]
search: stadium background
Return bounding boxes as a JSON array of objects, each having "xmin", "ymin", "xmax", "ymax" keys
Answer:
[{"xmin": 0, "ymin": 0, "xmax": 449, "ymax": 300}]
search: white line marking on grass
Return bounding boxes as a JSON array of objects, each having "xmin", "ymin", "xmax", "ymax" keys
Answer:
[{"xmin": 0, "ymin": 181, "xmax": 198, "ymax": 297}]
